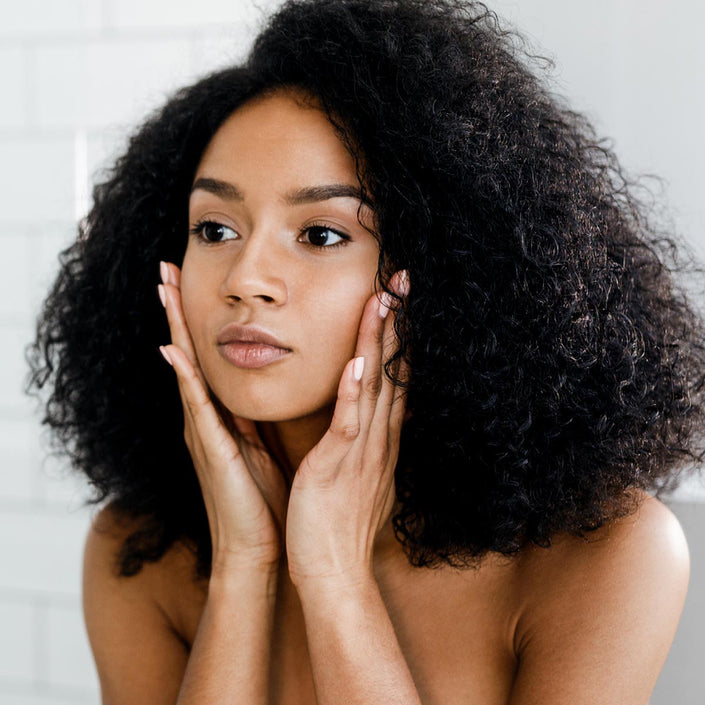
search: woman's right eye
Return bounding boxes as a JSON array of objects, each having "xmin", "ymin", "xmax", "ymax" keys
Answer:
[{"xmin": 189, "ymin": 220, "xmax": 238, "ymax": 243}]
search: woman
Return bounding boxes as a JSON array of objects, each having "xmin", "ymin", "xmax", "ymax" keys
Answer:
[{"xmin": 27, "ymin": 0, "xmax": 705, "ymax": 702}]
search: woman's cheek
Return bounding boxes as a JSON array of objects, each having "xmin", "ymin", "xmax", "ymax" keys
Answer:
[
  {"xmin": 319, "ymin": 294, "xmax": 366, "ymax": 359},
  {"xmin": 179, "ymin": 279, "xmax": 210, "ymax": 364}
]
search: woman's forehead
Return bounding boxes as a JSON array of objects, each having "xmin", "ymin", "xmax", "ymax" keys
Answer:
[{"xmin": 194, "ymin": 89, "xmax": 362, "ymax": 192}]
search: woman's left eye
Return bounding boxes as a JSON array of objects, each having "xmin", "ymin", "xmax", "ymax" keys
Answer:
[
  {"xmin": 189, "ymin": 220, "xmax": 238, "ymax": 243},
  {"xmin": 299, "ymin": 224, "xmax": 350, "ymax": 249}
]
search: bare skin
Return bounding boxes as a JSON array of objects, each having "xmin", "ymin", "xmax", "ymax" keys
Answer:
[
  {"xmin": 84, "ymin": 495, "xmax": 688, "ymax": 704},
  {"xmin": 82, "ymin": 90, "xmax": 690, "ymax": 705}
]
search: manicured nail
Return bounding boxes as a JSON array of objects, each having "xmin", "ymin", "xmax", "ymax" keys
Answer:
[
  {"xmin": 353, "ymin": 356, "xmax": 365, "ymax": 381},
  {"xmin": 390, "ymin": 269, "xmax": 410, "ymax": 298},
  {"xmin": 159, "ymin": 345, "xmax": 173, "ymax": 366},
  {"xmin": 396, "ymin": 269, "xmax": 410, "ymax": 297},
  {"xmin": 159, "ymin": 261, "xmax": 169, "ymax": 285},
  {"xmin": 378, "ymin": 292, "xmax": 393, "ymax": 319},
  {"xmin": 157, "ymin": 284, "xmax": 166, "ymax": 308}
]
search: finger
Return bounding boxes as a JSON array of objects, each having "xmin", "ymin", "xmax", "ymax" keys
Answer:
[
  {"xmin": 159, "ymin": 261, "xmax": 206, "ymax": 387},
  {"xmin": 232, "ymin": 416, "xmax": 267, "ymax": 451},
  {"xmin": 381, "ymin": 274, "xmax": 411, "ymax": 425},
  {"xmin": 233, "ymin": 416, "xmax": 289, "ymax": 525},
  {"xmin": 159, "ymin": 261, "xmax": 193, "ymax": 355},
  {"xmin": 301, "ymin": 356, "xmax": 364, "ymax": 483},
  {"xmin": 235, "ymin": 420, "xmax": 290, "ymax": 529},
  {"xmin": 163, "ymin": 345, "xmax": 289, "ymax": 534},
  {"xmin": 365, "ymin": 270, "xmax": 409, "ymax": 439},
  {"xmin": 164, "ymin": 260, "xmax": 181, "ymax": 288},
  {"xmin": 368, "ymin": 342, "xmax": 407, "ymax": 464},
  {"xmin": 161, "ymin": 343, "xmax": 240, "ymax": 465},
  {"xmin": 388, "ymin": 355, "xmax": 411, "ymax": 445},
  {"xmin": 328, "ymin": 355, "xmax": 365, "ymax": 443},
  {"xmin": 352, "ymin": 286, "xmax": 393, "ymax": 430}
]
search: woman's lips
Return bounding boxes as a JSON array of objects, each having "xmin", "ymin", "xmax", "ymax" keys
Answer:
[{"xmin": 218, "ymin": 341, "xmax": 292, "ymax": 369}]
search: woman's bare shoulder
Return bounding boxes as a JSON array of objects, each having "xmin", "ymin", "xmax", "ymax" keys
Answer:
[
  {"xmin": 85, "ymin": 502, "xmax": 203, "ymax": 587},
  {"xmin": 514, "ymin": 493, "xmax": 689, "ymax": 595},
  {"xmin": 83, "ymin": 503, "xmax": 202, "ymax": 703},
  {"xmin": 504, "ymin": 494, "xmax": 689, "ymax": 702}
]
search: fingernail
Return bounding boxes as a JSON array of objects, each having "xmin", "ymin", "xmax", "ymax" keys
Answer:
[
  {"xmin": 159, "ymin": 345, "xmax": 173, "ymax": 366},
  {"xmin": 159, "ymin": 261, "xmax": 169, "ymax": 285},
  {"xmin": 378, "ymin": 292, "xmax": 393, "ymax": 319},
  {"xmin": 398, "ymin": 270, "xmax": 410, "ymax": 297},
  {"xmin": 157, "ymin": 284, "xmax": 166, "ymax": 308},
  {"xmin": 353, "ymin": 356, "xmax": 365, "ymax": 381},
  {"xmin": 393, "ymin": 270, "xmax": 410, "ymax": 297}
]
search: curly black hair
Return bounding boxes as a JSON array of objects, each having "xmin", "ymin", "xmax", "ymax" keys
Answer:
[{"xmin": 27, "ymin": 0, "xmax": 705, "ymax": 578}]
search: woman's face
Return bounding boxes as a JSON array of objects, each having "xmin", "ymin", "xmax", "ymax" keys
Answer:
[{"xmin": 181, "ymin": 89, "xmax": 380, "ymax": 422}]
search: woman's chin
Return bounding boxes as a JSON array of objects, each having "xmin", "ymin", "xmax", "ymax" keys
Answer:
[{"xmin": 217, "ymin": 396, "xmax": 336, "ymax": 426}]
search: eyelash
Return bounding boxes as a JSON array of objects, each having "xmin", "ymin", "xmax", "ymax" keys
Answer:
[{"xmin": 188, "ymin": 219, "xmax": 351, "ymax": 251}]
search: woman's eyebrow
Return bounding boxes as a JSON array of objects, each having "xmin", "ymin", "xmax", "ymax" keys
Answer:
[{"xmin": 191, "ymin": 177, "xmax": 373, "ymax": 208}]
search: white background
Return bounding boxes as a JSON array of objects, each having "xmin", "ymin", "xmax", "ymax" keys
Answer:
[{"xmin": 0, "ymin": 1, "xmax": 702, "ymax": 702}]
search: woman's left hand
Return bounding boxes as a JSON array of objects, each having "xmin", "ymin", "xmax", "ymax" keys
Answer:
[{"xmin": 285, "ymin": 270, "xmax": 410, "ymax": 588}]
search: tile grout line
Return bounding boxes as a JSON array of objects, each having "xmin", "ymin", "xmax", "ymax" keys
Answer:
[
  {"xmin": 32, "ymin": 593, "xmax": 48, "ymax": 689},
  {"xmin": 22, "ymin": 40, "xmax": 36, "ymax": 131}
]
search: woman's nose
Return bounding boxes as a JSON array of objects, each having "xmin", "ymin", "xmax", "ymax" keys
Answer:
[{"xmin": 218, "ymin": 230, "xmax": 287, "ymax": 306}]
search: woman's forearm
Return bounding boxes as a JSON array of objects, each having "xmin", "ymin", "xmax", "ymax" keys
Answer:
[
  {"xmin": 176, "ymin": 563, "xmax": 278, "ymax": 704},
  {"xmin": 297, "ymin": 574, "xmax": 423, "ymax": 705}
]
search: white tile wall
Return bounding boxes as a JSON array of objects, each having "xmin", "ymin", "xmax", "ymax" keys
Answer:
[
  {"xmin": 35, "ymin": 37, "xmax": 199, "ymax": 131},
  {"xmin": 191, "ymin": 25, "xmax": 252, "ymax": 74},
  {"xmin": 494, "ymin": 0, "xmax": 705, "ymax": 262},
  {"xmin": 0, "ymin": 692, "xmax": 95, "ymax": 705},
  {"xmin": 0, "ymin": 420, "xmax": 35, "ymax": 502},
  {"xmin": 45, "ymin": 601, "xmax": 99, "ymax": 693},
  {"xmin": 2, "ymin": 691, "xmax": 96, "ymax": 705},
  {"xmin": 0, "ymin": 508, "xmax": 92, "ymax": 598},
  {"xmin": 0, "ymin": 138, "xmax": 75, "ymax": 222},
  {"xmin": 109, "ymin": 0, "xmax": 281, "ymax": 30},
  {"xmin": 0, "ymin": 0, "xmax": 103, "ymax": 37},
  {"xmin": 1, "ymin": 0, "xmax": 704, "ymax": 703},
  {"xmin": 0, "ymin": 693, "xmax": 83, "ymax": 705},
  {"xmin": 0, "ymin": 229, "xmax": 34, "ymax": 322},
  {"xmin": 0, "ymin": 600, "xmax": 34, "ymax": 682},
  {"xmin": 0, "ymin": 0, "xmax": 283, "ymax": 698},
  {"xmin": 33, "ymin": 444, "xmax": 94, "ymax": 509},
  {"xmin": 26, "ymin": 225, "xmax": 78, "ymax": 321},
  {"xmin": 0, "ymin": 325, "xmax": 35, "ymax": 410},
  {"xmin": 0, "ymin": 45, "xmax": 28, "ymax": 128}
]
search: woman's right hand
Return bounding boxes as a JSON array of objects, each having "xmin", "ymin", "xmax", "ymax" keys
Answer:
[{"xmin": 158, "ymin": 261, "xmax": 287, "ymax": 575}]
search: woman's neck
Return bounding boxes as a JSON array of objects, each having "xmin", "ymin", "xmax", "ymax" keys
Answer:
[
  {"xmin": 255, "ymin": 406, "xmax": 335, "ymax": 483},
  {"xmin": 254, "ymin": 407, "xmax": 404, "ymax": 568}
]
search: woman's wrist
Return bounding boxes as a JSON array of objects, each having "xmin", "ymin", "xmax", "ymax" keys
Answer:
[
  {"xmin": 292, "ymin": 566, "xmax": 378, "ymax": 606},
  {"xmin": 209, "ymin": 553, "xmax": 280, "ymax": 601}
]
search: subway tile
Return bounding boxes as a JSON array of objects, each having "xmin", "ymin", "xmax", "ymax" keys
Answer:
[
  {"xmin": 0, "ymin": 229, "xmax": 33, "ymax": 321},
  {"xmin": 86, "ymin": 128, "xmax": 128, "ymax": 192},
  {"xmin": 0, "ymin": 0, "xmax": 102, "ymax": 37},
  {"xmin": 45, "ymin": 602, "xmax": 99, "ymax": 693},
  {"xmin": 0, "ymin": 324, "xmax": 35, "ymax": 411},
  {"xmin": 34, "ymin": 449, "xmax": 93, "ymax": 510},
  {"xmin": 35, "ymin": 37, "xmax": 200, "ymax": 131},
  {"xmin": 107, "ymin": 0, "xmax": 280, "ymax": 30},
  {"xmin": 0, "ymin": 506, "xmax": 94, "ymax": 597},
  {"xmin": 653, "ymin": 501, "xmax": 705, "ymax": 704},
  {"xmin": 0, "ymin": 47, "xmax": 27, "ymax": 129},
  {"xmin": 0, "ymin": 419, "xmax": 35, "ymax": 502},
  {"xmin": 190, "ymin": 26, "xmax": 252, "ymax": 78},
  {"xmin": 0, "ymin": 137, "xmax": 74, "ymax": 222},
  {"xmin": 22, "ymin": 408, "xmax": 89, "ymax": 510},
  {"xmin": 27, "ymin": 225, "xmax": 78, "ymax": 322},
  {"xmin": 0, "ymin": 687, "xmax": 95, "ymax": 705},
  {"xmin": 666, "ymin": 473, "xmax": 705, "ymax": 504},
  {"xmin": 0, "ymin": 599, "xmax": 34, "ymax": 682}
]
